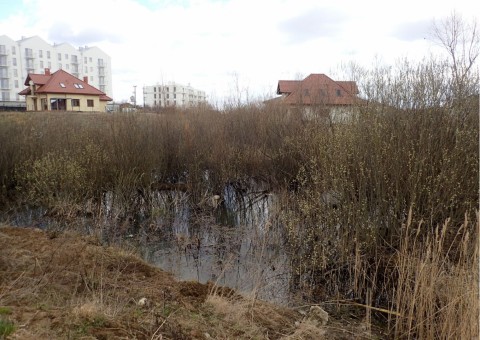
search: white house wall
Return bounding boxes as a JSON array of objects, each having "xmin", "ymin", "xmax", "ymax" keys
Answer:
[{"xmin": 144, "ymin": 82, "xmax": 207, "ymax": 108}]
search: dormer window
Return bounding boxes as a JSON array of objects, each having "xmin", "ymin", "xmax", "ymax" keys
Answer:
[{"xmin": 59, "ymin": 83, "xmax": 66, "ymax": 88}]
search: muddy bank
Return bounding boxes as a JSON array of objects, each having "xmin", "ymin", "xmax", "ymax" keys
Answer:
[{"xmin": 0, "ymin": 226, "xmax": 378, "ymax": 339}]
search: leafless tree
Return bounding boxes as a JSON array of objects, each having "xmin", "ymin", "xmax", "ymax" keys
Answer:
[{"xmin": 432, "ymin": 11, "xmax": 480, "ymax": 100}]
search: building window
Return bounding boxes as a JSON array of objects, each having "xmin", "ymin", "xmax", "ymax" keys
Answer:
[
  {"xmin": 47, "ymin": 51, "xmax": 50, "ymax": 59},
  {"xmin": 39, "ymin": 50, "xmax": 43, "ymax": 58},
  {"xmin": 1, "ymin": 79, "xmax": 9, "ymax": 89},
  {"xmin": 87, "ymin": 99, "xmax": 94, "ymax": 107},
  {"xmin": 336, "ymin": 89, "xmax": 342, "ymax": 96},
  {"xmin": 12, "ymin": 58, "xmax": 16, "ymax": 66},
  {"xmin": 1, "ymin": 91, "xmax": 10, "ymax": 100},
  {"xmin": 59, "ymin": 63, "xmax": 62, "ymax": 69},
  {"xmin": 40, "ymin": 61, "xmax": 44, "ymax": 68},
  {"xmin": 89, "ymin": 67, "xmax": 93, "ymax": 72},
  {"xmin": 48, "ymin": 61, "xmax": 51, "ymax": 68},
  {"xmin": 166, "ymin": 94, "xmax": 169, "ymax": 99},
  {"xmin": 154, "ymin": 87, "xmax": 156, "ymax": 92},
  {"xmin": 65, "ymin": 54, "xmax": 68, "ymax": 59},
  {"xmin": 154, "ymin": 94, "xmax": 156, "ymax": 98},
  {"xmin": 14, "ymin": 80, "xmax": 18, "ymax": 88},
  {"xmin": 73, "ymin": 83, "xmax": 84, "ymax": 89},
  {"xmin": 72, "ymin": 99, "xmax": 80, "ymax": 107},
  {"xmin": 13, "ymin": 69, "xmax": 17, "ymax": 77},
  {"xmin": 58, "ymin": 53, "xmax": 61, "ymax": 61},
  {"xmin": 11, "ymin": 46, "xmax": 15, "ymax": 55},
  {"xmin": 174, "ymin": 87, "xmax": 176, "ymax": 92},
  {"xmin": 173, "ymin": 94, "xmax": 176, "ymax": 99},
  {"xmin": 89, "ymin": 57, "xmax": 92, "ymax": 62},
  {"xmin": 59, "ymin": 83, "xmax": 66, "ymax": 88}
]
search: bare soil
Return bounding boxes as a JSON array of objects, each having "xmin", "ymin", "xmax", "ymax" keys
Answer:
[{"xmin": 0, "ymin": 226, "xmax": 377, "ymax": 339}]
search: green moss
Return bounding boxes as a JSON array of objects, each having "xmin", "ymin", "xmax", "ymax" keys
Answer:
[
  {"xmin": 0, "ymin": 307, "xmax": 12, "ymax": 315},
  {"xmin": 0, "ymin": 318, "xmax": 15, "ymax": 337}
]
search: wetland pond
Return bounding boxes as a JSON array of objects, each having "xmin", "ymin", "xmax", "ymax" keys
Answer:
[{"xmin": 9, "ymin": 182, "xmax": 297, "ymax": 305}]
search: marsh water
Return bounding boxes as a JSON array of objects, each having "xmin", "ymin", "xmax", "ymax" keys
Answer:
[{"xmin": 8, "ymin": 182, "xmax": 295, "ymax": 305}]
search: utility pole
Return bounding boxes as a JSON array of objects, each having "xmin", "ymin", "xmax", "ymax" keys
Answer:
[{"xmin": 133, "ymin": 85, "xmax": 137, "ymax": 108}]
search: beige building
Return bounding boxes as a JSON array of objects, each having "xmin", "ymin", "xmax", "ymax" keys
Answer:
[{"xmin": 19, "ymin": 68, "xmax": 112, "ymax": 112}]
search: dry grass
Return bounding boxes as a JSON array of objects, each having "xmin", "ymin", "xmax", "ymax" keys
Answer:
[
  {"xmin": 0, "ymin": 226, "xmax": 329, "ymax": 339},
  {"xmin": 390, "ymin": 211, "xmax": 479, "ymax": 339}
]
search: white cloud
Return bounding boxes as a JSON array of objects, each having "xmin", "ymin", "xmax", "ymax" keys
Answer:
[{"xmin": 1, "ymin": 0, "xmax": 478, "ymax": 104}]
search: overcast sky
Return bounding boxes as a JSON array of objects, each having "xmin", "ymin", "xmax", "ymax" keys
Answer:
[{"xmin": 0, "ymin": 0, "xmax": 478, "ymax": 105}]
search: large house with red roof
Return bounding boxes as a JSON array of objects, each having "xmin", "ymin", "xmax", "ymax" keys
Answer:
[
  {"xmin": 272, "ymin": 73, "xmax": 361, "ymax": 120},
  {"xmin": 19, "ymin": 68, "xmax": 112, "ymax": 112}
]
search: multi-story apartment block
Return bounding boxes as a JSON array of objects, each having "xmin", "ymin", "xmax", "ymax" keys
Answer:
[
  {"xmin": 0, "ymin": 35, "xmax": 112, "ymax": 109},
  {"xmin": 144, "ymin": 82, "xmax": 206, "ymax": 108}
]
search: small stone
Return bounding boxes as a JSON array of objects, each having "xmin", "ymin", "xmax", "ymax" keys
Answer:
[
  {"xmin": 137, "ymin": 297, "xmax": 147, "ymax": 306},
  {"xmin": 307, "ymin": 305, "xmax": 329, "ymax": 327}
]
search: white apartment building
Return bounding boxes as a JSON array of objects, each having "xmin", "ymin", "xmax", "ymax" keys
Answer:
[
  {"xmin": 144, "ymin": 82, "xmax": 206, "ymax": 108},
  {"xmin": 0, "ymin": 35, "xmax": 112, "ymax": 109}
]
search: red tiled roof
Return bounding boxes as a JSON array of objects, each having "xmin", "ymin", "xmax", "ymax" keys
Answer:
[
  {"xmin": 277, "ymin": 74, "xmax": 359, "ymax": 106},
  {"xmin": 277, "ymin": 80, "xmax": 300, "ymax": 94},
  {"xmin": 26, "ymin": 74, "xmax": 51, "ymax": 86},
  {"xmin": 19, "ymin": 69, "xmax": 112, "ymax": 101}
]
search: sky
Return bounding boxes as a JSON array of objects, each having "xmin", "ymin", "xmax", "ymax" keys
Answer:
[{"xmin": 0, "ymin": 0, "xmax": 478, "ymax": 105}]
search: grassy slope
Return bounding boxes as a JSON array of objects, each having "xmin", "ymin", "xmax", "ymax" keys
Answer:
[{"xmin": 0, "ymin": 226, "xmax": 377, "ymax": 339}]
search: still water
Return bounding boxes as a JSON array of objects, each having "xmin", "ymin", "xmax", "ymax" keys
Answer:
[{"xmin": 8, "ymin": 183, "xmax": 294, "ymax": 305}]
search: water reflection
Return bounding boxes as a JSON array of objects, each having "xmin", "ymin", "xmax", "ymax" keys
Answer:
[{"xmin": 5, "ymin": 182, "xmax": 293, "ymax": 305}]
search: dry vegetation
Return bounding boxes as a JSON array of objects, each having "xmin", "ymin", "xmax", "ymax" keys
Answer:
[
  {"xmin": 0, "ymin": 13, "xmax": 479, "ymax": 339},
  {"xmin": 0, "ymin": 226, "xmax": 372, "ymax": 339}
]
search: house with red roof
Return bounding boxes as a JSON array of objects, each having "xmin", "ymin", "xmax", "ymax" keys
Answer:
[
  {"xmin": 19, "ymin": 68, "xmax": 112, "ymax": 112},
  {"xmin": 272, "ymin": 73, "xmax": 361, "ymax": 120}
]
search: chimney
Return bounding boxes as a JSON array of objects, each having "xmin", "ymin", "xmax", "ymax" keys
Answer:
[
  {"xmin": 83, "ymin": 76, "xmax": 88, "ymax": 84},
  {"xmin": 44, "ymin": 68, "xmax": 50, "ymax": 75}
]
